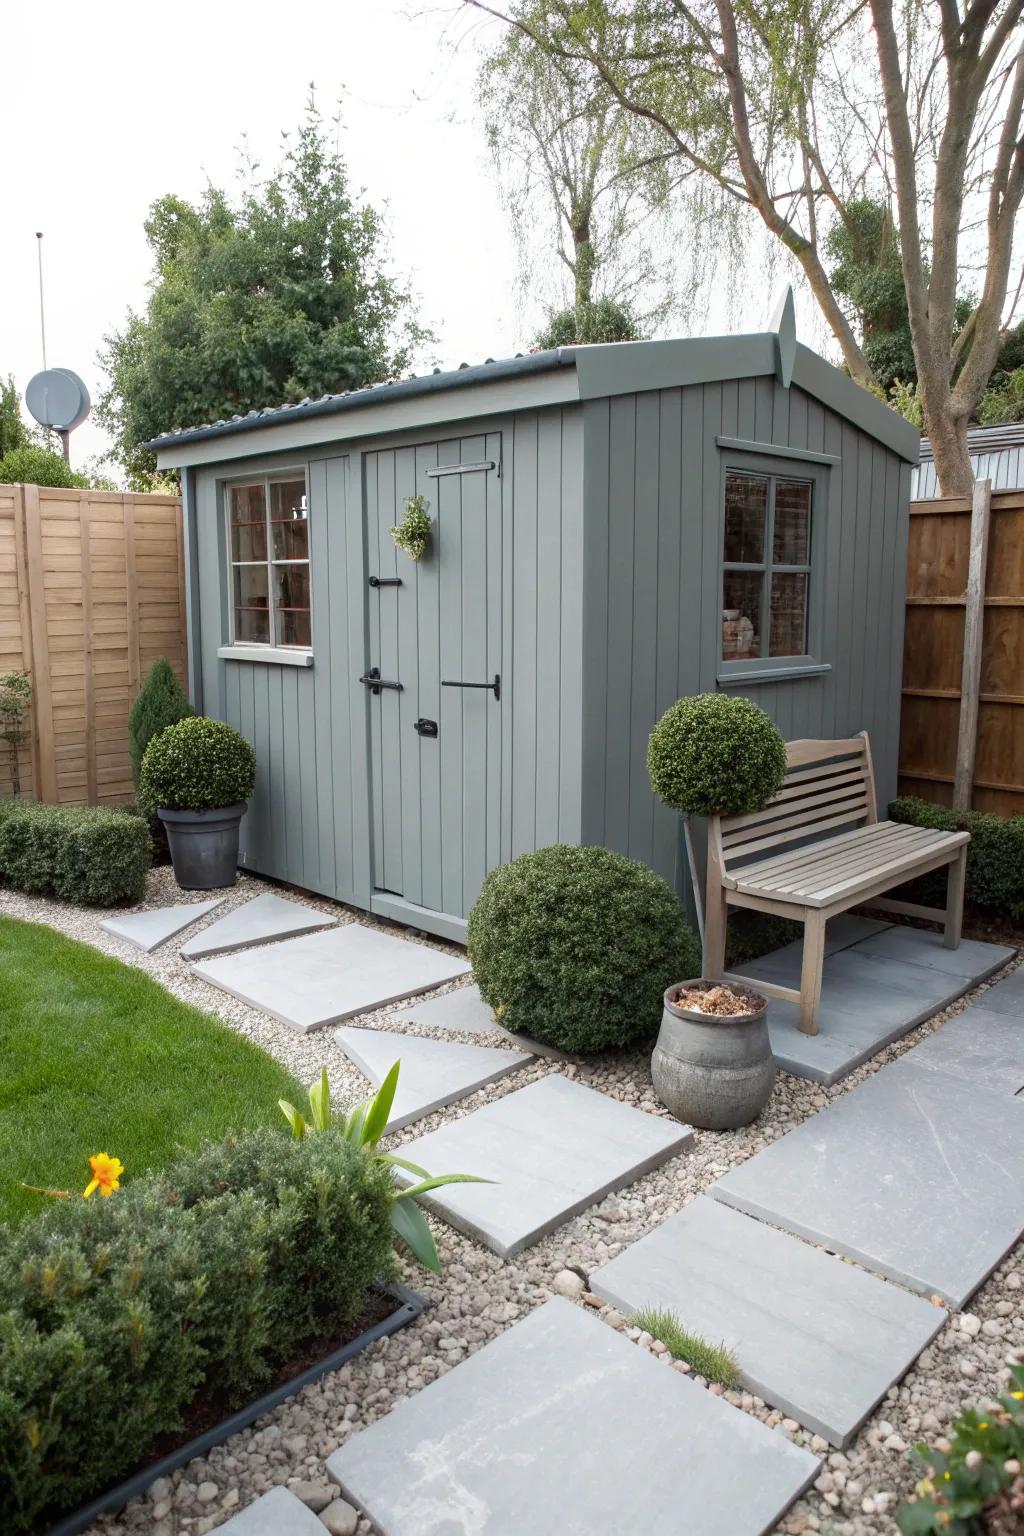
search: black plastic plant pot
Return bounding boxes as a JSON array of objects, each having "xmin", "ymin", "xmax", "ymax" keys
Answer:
[
  {"xmin": 47, "ymin": 1282, "xmax": 428, "ymax": 1536},
  {"xmin": 158, "ymin": 801, "xmax": 248, "ymax": 890}
]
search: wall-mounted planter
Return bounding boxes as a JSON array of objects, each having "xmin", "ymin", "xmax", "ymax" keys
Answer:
[
  {"xmin": 47, "ymin": 1282, "xmax": 427, "ymax": 1536},
  {"xmin": 159, "ymin": 801, "xmax": 248, "ymax": 889}
]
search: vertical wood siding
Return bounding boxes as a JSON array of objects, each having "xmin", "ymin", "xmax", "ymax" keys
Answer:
[{"xmin": 580, "ymin": 381, "xmax": 911, "ymax": 903}]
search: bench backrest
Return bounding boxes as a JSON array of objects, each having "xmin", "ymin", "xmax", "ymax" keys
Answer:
[{"xmin": 712, "ymin": 733, "xmax": 878, "ymax": 879}]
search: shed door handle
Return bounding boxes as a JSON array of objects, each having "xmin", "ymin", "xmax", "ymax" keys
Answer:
[
  {"xmin": 359, "ymin": 667, "xmax": 403, "ymax": 695},
  {"xmin": 441, "ymin": 674, "xmax": 500, "ymax": 701}
]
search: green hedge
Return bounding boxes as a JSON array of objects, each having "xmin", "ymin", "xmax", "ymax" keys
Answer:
[
  {"xmin": 889, "ymin": 796, "xmax": 1024, "ymax": 921},
  {"xmin": 0, "ymin": 802, "xmax": 152, "ymax": 906},
  {"xmin": 468, "ymin": 843, "xmax": 701, "ymax": 1053},
  {"xmin": 0, "ymin": 1128, "xmax": 395, "ymax": 1532}
]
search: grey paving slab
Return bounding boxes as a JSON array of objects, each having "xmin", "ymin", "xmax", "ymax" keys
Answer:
[
  {"xmin": 99, "ymin": 897, "xmax": 225, "ymax": 952},
  {"xmin": 396, "ymin": 982, "xmax": 572, "ymax": 1060},
  {"xmin": 590, "ymin": 1195, "xmax": 946, "ymax": 1446},
  {"xmin": 746, "ymin": 915, "xmax": 893, "ymax": 976},
  {"xmin": 327, "ymin": 1298, "xmax": 819, "ymax": 1536},
  {"xmin": 334, "ymin": 1026, "xmax": 532, "ymax": 1132},
  {"xmin": 216, "ymin": 1487, "xmax": 325, "ymax": 1536},
  {"xmin": 712, "ymin": 1053, "xmax": 1024, "ymax": 1308},
  {"xmin": 976, "ymin": 963, "xmax": 1024, "ymax": 1017},
  {"xmin": 853, "ymin": 928, "xmax": 1015, "ymax": 980},
  {"xmin": 180, "ymin": 892, "xmax": 336, "ymax": 959},
  {"xmin": 393, "ymin": 1074, "xmax": 693, "ymax": 1257},
  {"xmin": 906, "ymin": 1006, "xmax": 1024, "ymax": 1095},
  {"xmin": 192, "ymin": 924, "xmax": 471, "ymax": 1033}
]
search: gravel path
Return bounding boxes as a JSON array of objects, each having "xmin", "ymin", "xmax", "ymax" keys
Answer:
[{"xmin": 2, "ymin": 870, "xmax": 1021, "ymax": 1536}]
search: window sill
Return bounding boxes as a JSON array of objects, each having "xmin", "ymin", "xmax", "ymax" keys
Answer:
[
  {"xmin": 218, "ymin": 645, "xmax": 314, "ymax": 668},
  {"xmin": 717, "ymin": 661, "xmax": 831, "ymax": 686}
]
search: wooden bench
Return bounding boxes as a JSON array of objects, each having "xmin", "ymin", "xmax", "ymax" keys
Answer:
[{"xmin": 703, "ymin": 733, "xmax": 970, "ymax": 1035}]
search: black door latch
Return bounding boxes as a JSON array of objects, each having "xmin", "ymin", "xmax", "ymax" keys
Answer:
[
  {"xmin": 359, "ymin": 667, "xmax": 403, "ymax": 695},
  {"xmin": 414, "ymin": 718, "xmax": 438, "ymax": 737}
]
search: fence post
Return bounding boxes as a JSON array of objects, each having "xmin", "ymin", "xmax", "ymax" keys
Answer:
[{"xmin": 953, "ymin": 477, "xmax": 992, "ymax": 811}]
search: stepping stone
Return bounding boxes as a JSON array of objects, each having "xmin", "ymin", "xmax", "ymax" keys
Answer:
[
  {"xmin": 976, "ymin": 964, "xmax": 1024, "ymax": 1017},
  {"xmin": 907, "ymin": 1005, "xmax": 1024, "ymax": 1096},
  {"xmin": 180, "ymin": 892, "xmax": 336, "ymax": 959},
  {"xmin": 216, "ymin": 1486, "xmax": 326, "ymax": 1535},
  {"xmin": 192, "ymin": 923, "xmax": 471, "ymax": 1033},
  {"xmin": 327, "ymin": 1298, "xmax": 819, "ymax": 1536},
  {"xmin": 99, "ymin": 897, "xmax": 225, "ymax": 952},
  {"xmin": 590, "ymin": 1195, "xmax": 946, "ymax": 1447},
  {"xmin": 334, "ymin": 1026, "xmax": 532, "ymax": 1132},
  {"xmin": 712, "ymin": 1052, "xmax": 1024, "ymax": 1308},
  {"xmin": 392, "ymin": 1074, "xmax": 692, "ymax": 1257},
  {"xmin": 397, "ymin": 982, "xmax": 572, "ymax": 1060}
]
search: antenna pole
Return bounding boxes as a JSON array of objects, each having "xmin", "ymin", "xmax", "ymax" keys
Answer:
[{"xmin": 35, "ymin": 232, "xmax": 47, "ymax": 371}]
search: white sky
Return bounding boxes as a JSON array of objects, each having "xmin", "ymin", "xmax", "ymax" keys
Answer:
[{"xmin": 1, "ymin": 0, "xmax": 794, "ymax": 474}]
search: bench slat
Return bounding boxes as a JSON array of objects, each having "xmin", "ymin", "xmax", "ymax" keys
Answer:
[
  {"xmin": 803, "ymin": 831, "xmax": 968, "ymax": 907},
  {"xmin": 764, "ymin": 829, "xmax": 953, "ymax": 898},
  {"xmin": 733, "ymin": 821, "xmax": 891, "ymax": 882},
  {"xmin": 724, "ymin": 796, "xmax": 870, "ymax": 859},
  {"xmin": 725, "ymin": 768, "xmax": 869, "ymax": 829},
  {"xmin": 738, "ymin": 827, "xmax": 967, "ymax": 906},
  {"xmin": 738, "ymin": 824, "xmax": 937, "ymax": 892}
]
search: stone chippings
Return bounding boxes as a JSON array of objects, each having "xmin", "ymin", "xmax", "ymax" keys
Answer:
[{"xmin": 1, "ymin": 870, "xmax": 1019, "ymax": 1536}]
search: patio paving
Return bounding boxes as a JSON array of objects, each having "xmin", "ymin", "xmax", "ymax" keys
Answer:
[
  {"xmin": 179, "ymin": 892, "xmax": 336, "ymax": 959},
  {"xmin": 908, "ymin": 1004, "xmax": 1024, "ymax": 1095},
  {"xmin": 99, "ymin": 896, "xmax": 224, "ymax": 952},
  {"xmin": 974, "ymin": 963, "xmax": 1024, "ymax": 1016},
  {"xmin": 396, "ymin": 982, "xmax": 572, "ymax": 1060},
  {"xmin": 326, "ymin": 1298, "xmax": 820, "ymax": 1536},
  {"xmin": 191, "ymin": 923, "xmax": 471, "ymax": 1033},
  {"xmin": 712, "ymin": 1050, "xmax": 1024, "ymax": 1308},
  {"xmin": 334, "ymin": 1025, "xmax": 532, "ymax": 1131},
  {"xmin": 734, "ymin": 924, "xmax": 1014, "ymax": 1085},
  {"xmin": 217, "ymin": 1487, "xmax": 326, "ymax": 1535},
  {"xmin": 392, "ymin": 1074, "xmax": 693, "ymax": 1257},
  {"xmin": 589, "ymin": 1194, "xmax": 946, "ymax": 1447}
]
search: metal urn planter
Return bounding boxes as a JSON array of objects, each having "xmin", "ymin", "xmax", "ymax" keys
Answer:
[
  {"xmin": 652, "ymin": 979, "xmax": 776, "ymax": 1131},
  {"xmin": 158, "ymin": 802, "xmax": 248, "ymax": 890}
]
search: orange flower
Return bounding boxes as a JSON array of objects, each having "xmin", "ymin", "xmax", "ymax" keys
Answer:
[{"xmin": 83, "ymin": 1153, "xmax": 124, "ymax": 1199}]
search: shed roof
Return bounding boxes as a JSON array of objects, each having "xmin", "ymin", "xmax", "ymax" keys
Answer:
[{"xmin": 151, "ymin": 321, "xmax": 920, "ymax": 469}]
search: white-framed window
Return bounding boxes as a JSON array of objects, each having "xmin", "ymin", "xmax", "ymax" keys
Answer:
[
  {"xmin": 227, "ymin": 475, "xmax": 311, "ymax": 649},
  {"xmin": 721, "ymin": 468, "xmax": 813, "ymax": 663}
]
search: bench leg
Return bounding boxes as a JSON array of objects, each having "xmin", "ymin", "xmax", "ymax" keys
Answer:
[
  {"xmin": 799, "ymin": 912, "xmax": 827, "ymax": 1036},
  {"xmin": 703, "ymin": 889, "xmax": 728, "ymax": 981},
  {"xmin": 943, "ymin": 846, "xmax": 967, "ymax": 949}
]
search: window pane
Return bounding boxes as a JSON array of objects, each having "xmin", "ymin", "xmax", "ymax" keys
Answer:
[
  {"xmin": 270, "ymin": 480, "xmax": 309, "ymax": 560},
  {"xmin": 769, "ymin": 573, "xmax": 808, "ymax": 656},
  {"xmin": 723, "ymin": 571, "xmax": 762, "ymax": 660},
  {"xmin": 230, "ymin": 484, "xmax": 267, "ymax": 562},
  {"xmin": 233, "ymin": 564, "xmax": 270, "ymax": 644},
  {"xmin": 724, "ymin": 473, "xmax": 766, "ymax": 563},
  {"xmin": 773, "ymin": 481, "xmax": 811, "ymax": 565},
  {"xmin": 273, "ymin": 562, "xmax": 311, "ymax": 647}
]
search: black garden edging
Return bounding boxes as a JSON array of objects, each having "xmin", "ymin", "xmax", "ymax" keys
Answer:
[{"xmin": 47, "ymin": 1282, "xmax": 428, "ymax": 1536}]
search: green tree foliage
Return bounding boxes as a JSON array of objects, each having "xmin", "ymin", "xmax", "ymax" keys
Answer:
[
  {"xmin": 978, "ymin": 365, "xmax": 1024, "ymax": 424},
  {"xmin": 0, "ymin": 446, "xmax": 89, "ymax": 489},
  {"xmin": 98, "ymin": 97, "xmax": 430, "ymax": 487},
  {"xmin": 535, "ymin": 295, "xmax": 643, "ymax": 348},
  {"xmin": 127, "ymin": 658, "xmax": 194, "ymax": 792},
  {"xmin": 0, "ymin": 377, "xmax": 31, "ymax": 459}
]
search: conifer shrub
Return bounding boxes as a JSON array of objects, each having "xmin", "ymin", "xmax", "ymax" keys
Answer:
[{"xmin": 128, "ymin": 658, "xmax": 194, "ymax": 795}]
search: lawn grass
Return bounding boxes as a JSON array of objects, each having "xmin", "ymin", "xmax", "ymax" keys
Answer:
[
  {"xmin": 0, "ymin": 914, "xmax": 303, "ymax": 1224},
  {"xmin": 630, "ymin": 1306, "xmax": 740, "ymax": 1387}
]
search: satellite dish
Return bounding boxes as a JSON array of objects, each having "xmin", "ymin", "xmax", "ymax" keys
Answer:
[{"xmin": 26, "ymin": 368, "xmax": 91, "ymax": 432}]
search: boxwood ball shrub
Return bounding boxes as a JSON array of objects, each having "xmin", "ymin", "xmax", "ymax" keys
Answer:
[
  {"xmin": 0, "ymin": 802, "xmax": 152, "ymax": 905},
  {"xmin": 0, "ymin": 1128, "xmax": 395, "ymax": 1532},
  {"xmin": 647, "ymin": 692, "xmax": 788, "ymax": 817},
  {"xmin": 140, "ymin": 715, "xmax": 256, "ymax": 812},
  {"xmin": 468, "ymin": 844, "xmax": 701, "ymax": 1052}
]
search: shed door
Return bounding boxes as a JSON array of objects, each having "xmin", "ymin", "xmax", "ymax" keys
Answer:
[{"xmin": 364, "ymin": 433, "xmax": 503, "ymax": 921}]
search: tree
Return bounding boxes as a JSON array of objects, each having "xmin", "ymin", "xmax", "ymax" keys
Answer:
[
  {"xmin": 0, "ymin": 377, "xmax": 31, "ymax": 460},
  {"xmin": 98, "ymin": 96, "xmax": 430, "ymax": 487},
  {"xmin": 0, "ymin": 445, "xmax": 89, "ymax": 489},
  {"xmin": 467, "ymin": 2, "xmax": 1024, "ymax": 495},
  {"xmin": 0, "ymin": 671, "xmax": 32, "ymax": 799},
  {"xmin": 478, "ymin": 22, "xmax": 686, "ymax": 346}
]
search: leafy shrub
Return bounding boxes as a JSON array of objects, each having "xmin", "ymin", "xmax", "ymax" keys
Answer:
[
  {"xmin": 0, "ymin": 1128, "xmax": 394, "ymax": 1532},
  {"xmin": 535, "ymin": 296, "xmax": 643, "ymax": 348},
  {"xmin": 468, "ymin": 843, "xmax": 701, "ymax": 1052},
  {"xmin": 140, "ymin": 715, "xmax": 255, "ymax": 812},
  {"xmin": 890, "ymin": 796, "xmax": 1024, "ymax": 921},
  {"xmin": 630, "ymin": 1307, "xmax": 739, "ymax": 1387},
  {"xmin": 647, "ymin": 693, "xmax": 787, "ymax": 817},
  {"xmin": 0, "ymin": 445, "xmax": 90, "ymax": 489},
  {"xmin": 0, "ymin": 802, "xmax": 152, "ymax": 905},
  {"xmin": 128, "ymin": 658, "xmax": 194, "ymax": 794},
  {"xmin": 390, "ymin": 494, "xmax": 432, "ymax": 561},
  {"xmin": 896, "ymin": 1361, "xmax": 1024, "ymax": 1535}
]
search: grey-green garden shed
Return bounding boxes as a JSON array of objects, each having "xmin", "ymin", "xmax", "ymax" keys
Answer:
[{"xmin": 152, "ymin": 297, "xmax": 919, "ymax": 942}]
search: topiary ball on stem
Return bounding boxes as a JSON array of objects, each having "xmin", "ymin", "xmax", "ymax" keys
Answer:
[
  {"xmin": 140, "ymin": 716, "xmax": 256, "ymax": 813},
  {"xmin": 647, "ymin": 693, "xmax": 787, "ymax": 817},
  {"xmin": 467, "ymin": 844, "xmax": 701, "ymax": 1053}
]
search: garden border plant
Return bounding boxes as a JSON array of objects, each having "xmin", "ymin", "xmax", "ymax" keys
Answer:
[
  {"xmin": 140, "ymin": 715, "xmax": 256, "ymax": 889},
  {"xmin": 0, "ymin": 801, "xmax": 151, "ymax": 906},
  {"xmin": 890, "ymin": 795, "xmax": 1024, "ymax": 923}
]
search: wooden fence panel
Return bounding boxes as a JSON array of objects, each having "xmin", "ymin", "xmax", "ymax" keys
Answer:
[
  {"xmin": 1, "ymin": 485, "xmax": 186, "ymax": 807},
  {"xmin": 899, "ymin": 489, "xmax": 1024, "ymax": 816}
]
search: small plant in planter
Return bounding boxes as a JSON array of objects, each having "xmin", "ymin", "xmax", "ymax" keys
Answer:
[
  {"xmin": 653, "ymin": 979, "xmax": 775, "ymax": 1130},
  {"xmin": 139, "ymin": 716, "xmax": 256, "ymax": 890},
  {"xmin": 390, "ymin": 493, "xmax": 432, "ymax": 561}
]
